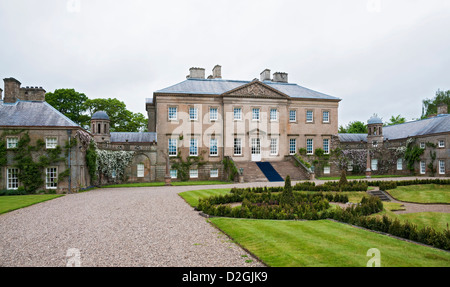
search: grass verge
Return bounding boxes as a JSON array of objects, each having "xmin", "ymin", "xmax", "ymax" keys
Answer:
[
  {"xmin": 0, "ymin": 194, "xmax": 64, "ymax": 215},
  {"xmin": 387, "ymin": 184, "xmax": 450, "ymax": 204},
  {"xmin": 210, "ymin": 218, "xmax": 450, "ymax": 267}
]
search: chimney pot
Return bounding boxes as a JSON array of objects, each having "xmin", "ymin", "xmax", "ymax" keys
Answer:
[
  {"xmin": 212, "ymin": 65, "xmax": 222, "ymax": 79},
  {"xmin": 273, "ymin": 72, "xmax": 288, "ymax": 83},
  {"xmin": 187, "ymin": 67, "xmax": 206, "ymax": 79},
  {"xmin": 260, "ymin": 69, "xmax": 271, "ymax": 81},
  {"xmin": 437, "ymin": 102, "xmax": 448, "ymax": 115}
]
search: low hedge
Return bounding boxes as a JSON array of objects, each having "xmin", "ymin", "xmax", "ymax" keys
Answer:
[
  {"xmin": 293, "ymin": 180, "xmax": 368, "ymax": 192},
  {"xmin": 372, "ymin": 179, "xmax": 450, "ymax": 190}
]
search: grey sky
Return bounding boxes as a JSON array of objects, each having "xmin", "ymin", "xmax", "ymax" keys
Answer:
[{"xmin": 1, "ymin": 0, "xmax": 449, "ymax": 127}]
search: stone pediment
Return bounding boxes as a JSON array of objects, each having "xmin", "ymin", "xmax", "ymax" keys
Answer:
[{"xmin": 222, "ymin": 80, "xmax": 289, "ymax": 99}]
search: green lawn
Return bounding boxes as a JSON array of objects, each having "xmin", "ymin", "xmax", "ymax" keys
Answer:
[
  {"xmin": 0, "ymin": 195, "xmax": 64, "ymax": 215},
  {"xmin": 179, "ymin": 188, "xmax": 231, "ymax": 207},
  {"xmin": 210, "ymin": 218, "xmax": 450, "ymax": 267},
  {"xmin": 102, "ymin": 181, "xmax": 231, "ymax": 189},
  {"xmin": 387, "ymin": 184, "xmax": 450, "ymax": 204}
]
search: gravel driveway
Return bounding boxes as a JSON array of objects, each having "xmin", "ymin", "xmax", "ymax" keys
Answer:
[{"xmin": 0, "ymin": 185, "xmax": 267, "ymax": 267}]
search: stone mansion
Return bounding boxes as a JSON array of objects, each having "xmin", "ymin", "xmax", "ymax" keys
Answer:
[{"xmin": 1, "ymin": 67, "xmax": 449, "ymax": 192}]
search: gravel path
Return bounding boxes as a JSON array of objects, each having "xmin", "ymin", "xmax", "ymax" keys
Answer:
[{"xmin": 0, "ymin": 185, "xmax": 268, "ymax": 267}]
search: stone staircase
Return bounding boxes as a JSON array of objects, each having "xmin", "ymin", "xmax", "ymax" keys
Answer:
[
  {"xmin": 234, "ymin": 162, "xmax": 268, "ymax": 182},
  {"xmin": 270, "ymin": 160, "xmax": 310, "ymax": 181},
  {"xmin": 367, "ymin": 189, "xmax": 391, "ymax": 202}
]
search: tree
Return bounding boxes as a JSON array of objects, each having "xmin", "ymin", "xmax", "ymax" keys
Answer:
[
  {"xmin": 84, "ymin": 98, "xmax": 148, "ymax": 132},
  {"xmin": 384, "ymin": 115, "xmax": 406, "ymax": 126},
  {"xmin": 339, "ymin": 121, "xmax": 368, "ymax": 134},
  {"xmin": 421, "ymin": 90, "xmax": 450, "ymax": 119},
  {"xmin": 45, "ymin": 89, "xmax": 90, "ymax": 128}
]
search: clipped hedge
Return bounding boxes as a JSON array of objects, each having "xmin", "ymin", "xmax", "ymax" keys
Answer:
[
  {"xmin": 293, "ymin": 180, "xmax": 368, "ymax": 192},
  {"xmin": 371, "ymin": 179, "xmax": 450, "ymax": 189}
]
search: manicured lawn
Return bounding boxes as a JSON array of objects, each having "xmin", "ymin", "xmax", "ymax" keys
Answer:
[
  {"xmin": 317, "ymin": 175, "xmax": 410, "ymax": 180},
  {"xmin": 387, "ymin": 184, "xmax": 450, "ymax": 203},
  {"xmin": 179, "ymin": 188, "xmax": 231, "ymax": 207},
  {"xmin": 0, "ymin": 195, "xmax": 64, "ymax": 215},
  {"xmin": 210, "ymin": 218, "xmax": 450, "ymax": 267},
  {"xmin": 102, "ymin": 180, "xmax": 231, "ymax": 189}
]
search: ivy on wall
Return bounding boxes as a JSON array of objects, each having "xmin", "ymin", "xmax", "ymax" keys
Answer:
[{"xmin": 170, "ymin": 150, "xmax": 207, "ymax": 181}]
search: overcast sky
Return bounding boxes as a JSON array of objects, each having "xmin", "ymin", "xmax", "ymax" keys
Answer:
[{"xmin": 1, "ymin": 0, "xmax": 449, "ymax": 127}]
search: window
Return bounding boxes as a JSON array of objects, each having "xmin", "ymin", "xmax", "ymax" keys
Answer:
[
  {"xmin": 46, "ymin": 137, "xmax": 58, "ymax": 149},
  {"xmin": 46, "ymin": 167, "xmax": 58, "ymax": 189},
  {"xmin": 347, "ymin": 161, "xmax": 354, "ymax": 172},
  {"xmin": 371, "ymin": 159, "xmax": 378, "ymax": 171},
  {"xmin": 323, "ymin": 139, "xmax": 330, "ymax": 154},
  {"xmin": 306, "ymin": 110, "xmax": 314, "ymax": 123},
  {"xmin": 306, "ymin": 139, "xmax": 313, "ymax": 155},
  {"xmin": 252, "ymin": 108, "xmax": 260, "ymax": 121},
  {"xmin": 420, "ymin": 161, "xmax": 426, "ymax": 174},
  {"xmin": 420, "ymin": 142, "xmax": 426, "ymax": 149},
  {"xmin": 289, "ymin": 110, "xmax": 297, "ymax": 122},
  {"xmin": 170, "ymin": 169, "xmax": 178, "ymax": 179},
  {"xmin": 210, "ymin": 138, "xmax": 218, "ymax": 156},
  {"xmin": 439, "ymin": 160, "xmax": 445, "ymax": 175},
  {"xmin": 7, "ymin": 168, "xmax": 19, "ymax": 190},
  {"xmin": 270, "ymin": 109, "xmax": 278, "ymax": 121},
  {"xmin": 234, "ymin": 138, "xmax": 242, "ymax": 156},
  {"xmin": 372, "ymin": 141, "xmax": 378, "ymax": 148},
  {"xmin": 7, "ymin": 137, "xmax": 19, "ymax": 149},
  {"xmin": 168, "ymin": 139, "xmax": 177, "ymax": 156},
  {"xmin": 323, "ymin": 166, "xmax": 330, "ymax": 174},
  {"xmin": 190, "ymin": 138, "xmax": 198, "ymax": 156},
  {"xmin": 439, "ymin": 140, "xmax": 445, "ymax": 148},
  {"xmin": 323, "ymin": 111, "xmax": 330, "ymax": 123},
  {"xmin": 397, "ymin": 158, "xmax": 403, "ymax": 171},
  {"xmin": 137, "ymin": 164, "xmax": 145, "ymax": 178},
  {"xmin": 190, "ymin": 169, "xmax": 198, "ymax": 179},
  {"xmin": 210, "ymin": 107, "xmax": 218, "ymax": 121},
  {"xmin": 168, "ymin": 107, "xmax": 178, "ymax": 121},
  {"xmin": 270, "ymin": 138, "xmax": 278, "ymax": 155},
  {"xmin": 210, "ymin": 169, "xmax": 219, "ymax": 178},
  {"xmin": 234, "ymin": 108, "xmax": 242, "ymax": 120},
  {"xmin": 111, "ymin": 170, "xmax": 117, "ymax": 179},
  {"xmin": 289, "ymin": 139, "xmax": 297, "ymax": 155},
  {"xmin": 189, "ymin": 107, "xmax": 198, "ymax": 121}
]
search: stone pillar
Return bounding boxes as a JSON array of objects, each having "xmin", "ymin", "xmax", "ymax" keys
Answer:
[{"xmin": 365, "ymin": 149, "xmax": 372, "ymax": 178}]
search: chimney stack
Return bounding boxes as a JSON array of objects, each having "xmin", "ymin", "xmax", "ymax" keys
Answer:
[
  {"xmin": 3, "ymin": 78, "xmax": 21, "ymax": 103},
  {"xmin": 273, "ymin": 72, "xmax": 288, "ymax": 83},
  {"xmin": 212, "ymin": 65, "xmax": 222, "ymax": 79},
  {"xmin": 187, "ymin": 67, "xmax": 206, "ymax": 79},
  {"xmin": 260, "ymin": 69, "xmax": 271, "ymax": 81},
  {"xmin": 437, "ymin": 102, "xmax": 448, "ymax": 115},
  {"xmin": 0, "ymin": 88, "xmax": 3, "ymax": 101}
]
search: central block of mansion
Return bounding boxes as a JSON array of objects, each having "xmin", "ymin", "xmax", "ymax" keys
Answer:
[{"xmin": 146, "ymin": 66, "xmax": 341, "ymax": 181}]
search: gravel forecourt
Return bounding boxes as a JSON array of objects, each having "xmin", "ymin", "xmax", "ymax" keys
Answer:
[{"xmin": 0, "ymin": 184, "xmax": 270, "ymax": 267}]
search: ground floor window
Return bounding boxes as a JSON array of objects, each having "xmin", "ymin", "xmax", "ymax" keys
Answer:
[
  {"xmin": 347, "ymin": 161, "xmax": 354, "ymax": 172},
  {"xmin": 46, "ymin": 167, "xmax": 58, "ymax": 189},
  {"xmin": 190, "ymin": 169, "xmax": 198, "ymax": 179},
  {"xmin": 397, "ymin": 158, "xmax": 403, "ymax": 171},
  {"xmin": 7, "ymin": 168, "xmax": 19, "ymax": 190},
  {"xmin": 323, "ymin": 166, "xmax": 331, "ymax": 174},
  {"xmin": 289, "ymin": 139, "xmax": 297, "ymax": 155},
  {"xmin": 234, "ymin": 138, "xmax": 242, "ymax": 156},
  {"xmin": 170, "ymin": 169, "xmax": 177, "ymax": 179},
  {"xmin": 420, "ymin": 161, "xmax": 426, "ymax": 174},
  {"xmin": 137, "ymin": 164, "xmax": 145, "ymax": 178},
  {"xmin": 439, "ymin": 160, "xmax": 445, "ymax": 175},
  {"xmin": 306, "ymin": 139, "xmax": 313, "ymax": 155},
  {"xmin": 371, "ymin": 159, "xmax": 378, "ymax": 171},
  {"xmin": 210, "ymin": 169, "xmax": 219, "ymax": 178},
  {"xmin": 323, "ymin": 139, "xmax": 329, "ymax": 154}
]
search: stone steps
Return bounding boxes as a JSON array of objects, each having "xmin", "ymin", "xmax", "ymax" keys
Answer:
[{"xmin": 368, "ymin": 190, "xmax": 391, "ymax": 202}]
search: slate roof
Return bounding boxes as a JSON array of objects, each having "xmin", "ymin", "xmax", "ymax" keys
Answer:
[
  {"xmin": 155, "ymin": 78, "xmax": 340, "ymax": 101},
  {"xmin": 0, "ymin": 100, "xmax": 80, "ymax": 128},
  {"xmin": 110, "ymin": 132, "xmax": 157, "ymax": 143},
  {"xmin": 339, "ymin": 114, "xmax": 450, "ymax": 142}
]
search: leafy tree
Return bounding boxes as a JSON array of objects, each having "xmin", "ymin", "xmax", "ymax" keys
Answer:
[
  {"xmin": 421, "ymin": 90, "xmax": 450, "ymax": 119},
  {"xmin": 384, "ymin": 115, "xmax": 406, "ymax": 126},
  {"xmin": 84, "ymin": 98, "xmax": 148, "ymax": 132},
  {"xmin": 339, "ymin": 121, "xmax": 368, "ymax": 134},
  {"xmin": 45, "ymin": 89, "xmax": 90, "ymax": 128}
]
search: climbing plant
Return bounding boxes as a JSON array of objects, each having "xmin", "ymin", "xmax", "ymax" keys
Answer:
[
  {"xmin": 404, "ymin": 138, "xmax": 425, "ymax": 172},
  {"xmin": 170, "ymin": 150, "xmax": 207, "ymax": 181}
]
